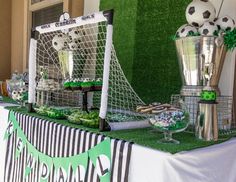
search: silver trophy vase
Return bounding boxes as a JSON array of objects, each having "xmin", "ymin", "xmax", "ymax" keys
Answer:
[{"xmin": 175, "ymin": 36, "xmax": 227, "ymax": 96}]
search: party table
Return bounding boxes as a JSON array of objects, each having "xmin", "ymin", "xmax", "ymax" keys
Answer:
[{"xmin": 1, "ymin": 102, "xmax": 236, "ymax": 182}]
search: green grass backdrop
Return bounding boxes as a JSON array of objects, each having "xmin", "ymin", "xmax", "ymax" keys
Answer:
[{"xmin": 100, "ymin": 0, "xmax": 191, "ymax": 103}]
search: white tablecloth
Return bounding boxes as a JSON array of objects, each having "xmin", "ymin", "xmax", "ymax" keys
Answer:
[
  {"xmin": 129, "ymin": 139, "xmax": 236, "ymax": 182},
  {"xmin": 1, "ymin": 104, "xmax": 236, "ymax": 182},
  {"xmin": 0, "ymin": 103, "xmax": 16, "ymax": 181}
]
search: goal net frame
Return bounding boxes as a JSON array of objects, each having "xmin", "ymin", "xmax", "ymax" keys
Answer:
[{"xmin": 28, "ymin": 10, "xmax": 148, "ymax": 131}]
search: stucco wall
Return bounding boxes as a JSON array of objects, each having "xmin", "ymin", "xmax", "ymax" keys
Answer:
[
  {"xmin": 11, "ymin": 0, "xmax": 24, "ymax": 74},
  {"xmin": 0, "ymin": 0, "xmax": 11, "ymax": 80},
  {"xmin": 70, "ymin": 0, "xmax": 84, "ymax": 17},
  {"xmin": 83, "ymin": 0, "xmax": 99, "ymax": 15},
  {"xmin": 10, "ymin": 0, "xmax": 84, "ymax": 75}
]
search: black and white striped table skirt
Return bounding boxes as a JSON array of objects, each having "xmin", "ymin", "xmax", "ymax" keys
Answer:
[{"xmin": 4, "ymin": 112, "xmax": 132, "ymax": 182}]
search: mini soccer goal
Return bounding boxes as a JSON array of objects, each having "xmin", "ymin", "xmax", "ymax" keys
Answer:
[{"xmin": 28, "ymin": 10, "xmax": 149, "ymax": 131}]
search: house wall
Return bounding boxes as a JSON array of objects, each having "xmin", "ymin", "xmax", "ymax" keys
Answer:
[
  {"xmin": 70, "ymin": 0, "xmax": 84, "ymax": 17},
  {"xmin": 10, "ymin": 0, "xmax": 84, "ymax": 75},
  {"xmin": 0, "ymin": 0, "xmax": 12, "ymax": 80},
  {"xmin": 11, "ymin": 0, "xmax": 24, "ymax": 74},
  {"xmin": 84, "ymin": 0, "xmax": 99, "ymax": 15}
]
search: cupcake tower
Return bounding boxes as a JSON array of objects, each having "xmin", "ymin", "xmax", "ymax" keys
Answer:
[
  {"xmin": 63, "ymin": 78, "xmax": 103, "ymax": 91},
  {"xmin": 176, "ymin": 0, "xmax": 235, "ymax": 38}
]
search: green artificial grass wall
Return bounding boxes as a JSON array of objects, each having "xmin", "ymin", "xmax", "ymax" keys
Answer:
[
  {"xmin": 100, "ymin": 0, "xmax": 138, "ymax": 82},
  {"xmin": 100, "ymin": 0, "xmax": 191, "ymax": 103}
]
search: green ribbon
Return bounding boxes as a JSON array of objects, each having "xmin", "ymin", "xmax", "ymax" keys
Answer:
[
  {"xmin": 224, "ymin": 28, "xmax": 236, "ymax": 50},
  {"xmin": 89, "ymin": 138, "xmax": 111, "ymax": 182}
]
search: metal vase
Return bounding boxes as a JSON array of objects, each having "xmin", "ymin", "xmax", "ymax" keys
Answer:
[
  {"xmin": 175, "ymin": 36, "xmax": 227, "ymax": 96},
  {"xmin": 195, "ymin": 102, "xmax": 218, "ymax": 141}
]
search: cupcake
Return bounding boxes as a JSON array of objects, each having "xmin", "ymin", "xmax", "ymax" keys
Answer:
[
  {"xmin": 63, "ymin": 79, "xmax": 72, "ymax": 89},
  {"xmin": 81, "ymin": 78, "xmax": 93, "ymax": 91},
  {"xmin": 70, "ymin": 79, "xmax": 82, "ymax": 90},
  {"xmin": 93, "ymin": 78, "xmax": 102, "ymax": 90}
]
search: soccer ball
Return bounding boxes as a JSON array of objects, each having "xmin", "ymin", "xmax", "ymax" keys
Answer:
[
  {"xmin": 198, "ymin": 21, "xmax": 218, "ymax": 35},
  {"xmin": 16, "ymin": 94, "xmax": 23, "ymax": 101},
  {"xmin": 11, "ymin": 90, "xmax": 18, "ymax": 100},
  {"xmin": 19, "ymin": 87, "xmax": 27, "ymax": 93},
  {"xmin": 186, "ymin": 0, "xmax": 216, "ymax": 27},
  {"xmin": 176, "ymin": 24, "xmax": 198, "ymax": 37},
  {"xmin": 52, "ymin": 34, "xmax": 68, "ymax": 51},
  {"xmin": 68, "ymin": 41, "xmax": 80, "ymax": 50},
  {"xmin": 68, "ymin": 28, "xmax": 84, "ymax": 41},
  {"xmin": 215, "ymin": 16, "xmax": 235, "ymax": 31}
]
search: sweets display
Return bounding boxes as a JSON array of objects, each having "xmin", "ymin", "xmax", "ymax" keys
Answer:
[
  {"xmin": 149, "ymin": 109, "xmax": 189, "ymax": 131},
  {"xmin": 136, "ymin": 103, "xmax": 171, "ymax": 114},
  {"xmin": 34, "ymin": 106, "xmax": 72, "ymax": 119},
  {"xmin": 35, "ymin": 106, "xmax": 100, "ymax": 128},
  {"xmin": 63, "ymin": 78, "xmax": 102, "ymax": 91}
]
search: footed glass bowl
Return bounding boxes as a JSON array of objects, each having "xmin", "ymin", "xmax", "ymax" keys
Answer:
[{"xmin": 149, "ymin": 108, "xmax": 189, "ymax": 144}]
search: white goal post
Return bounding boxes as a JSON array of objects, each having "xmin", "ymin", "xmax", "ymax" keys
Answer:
[{"xmin": 28, "ymin": 10, "xmax": 148, "ymax": 131}]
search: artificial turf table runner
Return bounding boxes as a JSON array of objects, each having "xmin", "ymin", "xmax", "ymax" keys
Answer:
[{"xmin": 6, "ymin": 105, "xmax": 236, "ymax": 154}]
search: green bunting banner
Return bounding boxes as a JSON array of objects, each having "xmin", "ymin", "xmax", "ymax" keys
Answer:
[
  {"xmin": 4, "ymin": 112, "xmax": 19, "ymax": 140},
  {"xmin": 4, "ymin": 111, "xmax": 111, "ymax": 182},
  {"xmin": 89, "ymin": 138, "xmax": 111, "ymax": 182}
]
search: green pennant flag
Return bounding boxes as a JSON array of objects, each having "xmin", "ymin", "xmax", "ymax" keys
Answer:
[
  {"xmin": 53, "ymin": 156, "xmax": 71, "ymax": 181},
  {"xmin": 24, "ymin": 142, "xmax": 40, "ymax": 178},
  {"xmin": 4, "ymin": 112, "xmax": 19, "ymax": 140},
  {"xmin": 69, "ymin": 151, "xmax": 89, "ymax": 181},
  {"xmin": 24, "ymin": 152, "xmax": 36, "ymax": 178},
  {"xmin": 38, "ymin": 152, "xmax": 53, "ymax": 182},
  {"xmin": 15, "ymin": 129, "xmax": 27, "ymax": 159},
  {"xmin": 88, "ymin": 138, "xmax": 111, "ymax": 182}
]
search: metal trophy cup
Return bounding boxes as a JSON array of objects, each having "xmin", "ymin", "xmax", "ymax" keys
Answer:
[
  {"xmin": 175, "ymin": 34, "xmax": 227, "ymax": 141},
  {"xmin": 175, "ymin": 35, "xmax": 227, "ymax": 96}
]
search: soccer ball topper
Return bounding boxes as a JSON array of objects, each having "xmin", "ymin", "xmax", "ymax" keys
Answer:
[
  {"xmin": 215, "ymin": 16, "xmax": 235, "ymax": 31},
  {"xmin": 185, "ymin": 0, "xmax": 216, "ymax": 27},
  {"xmin": 176, "ymin": 24, "xmax": 198, "ymax": 38},
  {"xmin": 199, "ymin": 21, "xmax": 218, "ymax": 36}
]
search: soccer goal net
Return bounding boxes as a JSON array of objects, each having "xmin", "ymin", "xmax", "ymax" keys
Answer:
[{"xmin": 28, "ymin": 10, "xmax": 149, "ymax": 131}]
